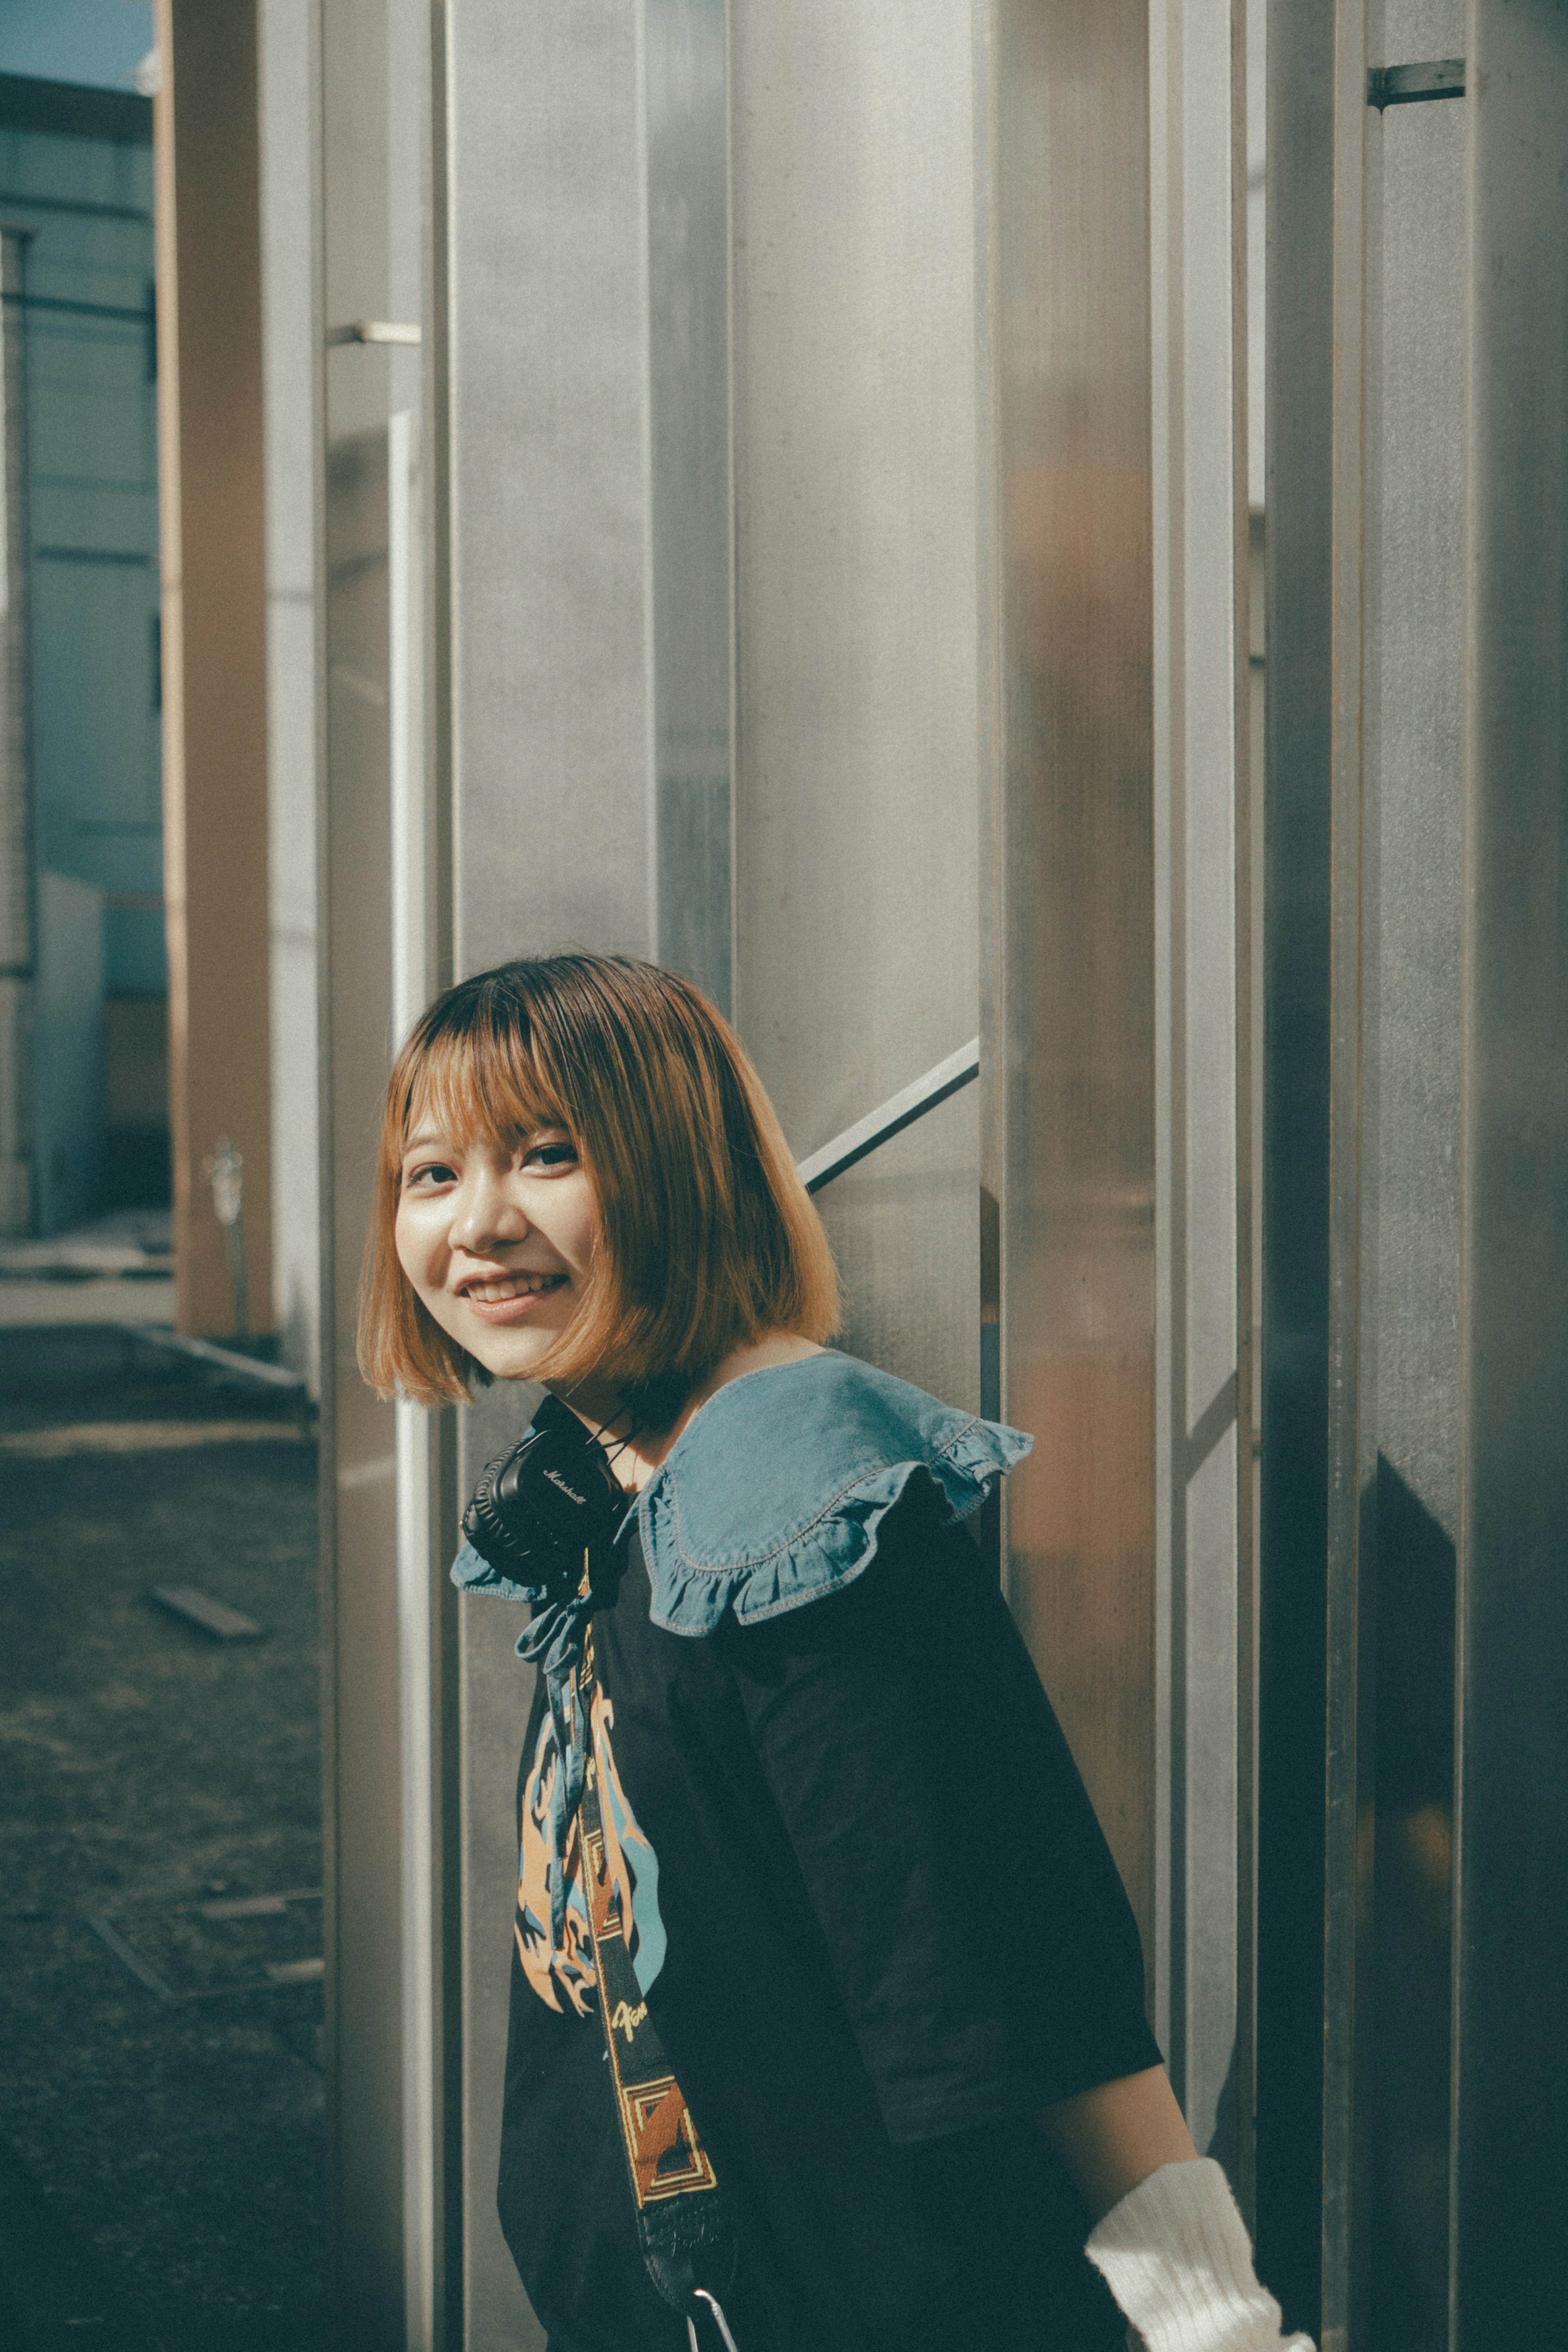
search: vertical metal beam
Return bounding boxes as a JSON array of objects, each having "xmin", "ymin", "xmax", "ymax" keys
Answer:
[
  {"xmin": 646, "ymin": 0, "xmax": 734, "ymax": 1014},
  {"xmin": 1456, "ymin": 4, "xmax": 1568, "ymax": 2337},
  {"xmin": 423, "ymin": 5, "xmax": 463, "ymax": 2339},
  {"xmin": 319, "ymin": 423, "xmax": 402, "ymax": 2352},
  {"xmin": 1359, "ymin": 13, "xmax": 1468, "ymax": 2336},
  {"xmin": 443, "ymin": 3, "xmax": 654, "ymax": 2342},
  {"xmin": 1259, "ymin": 0, "xmax": 1335, "ymax": 2331},
  {"xmin": 390, "ymin": 398, "xmax": 459, "ymax": 2352},
  {"xmin": 1147, "ymin": 0, "xmax": 1252, "ymax": 2186},
  {"xmin": 974, "ymin": 0, "xmax": 1003, "ymax": 1454},
  {"xmin": 321, "ymin": 418, "xmax": 401, "ymax": 2352},
  {"xmin": 984, "ymin": 0, "xmax": 1158, "ymax": 1973},
  {"xmin": 1320, "ymin": 3, "xmax": 1375, "ymax": 2344},
  {"xmin": 316, "ymin": 0, "xmax": 452, "ymax": 2342}
]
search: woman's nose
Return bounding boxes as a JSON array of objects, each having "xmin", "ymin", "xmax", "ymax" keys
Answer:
[{"xmin": 449, "ymin": 1170, "xmax": 528, "ymax": 1254}]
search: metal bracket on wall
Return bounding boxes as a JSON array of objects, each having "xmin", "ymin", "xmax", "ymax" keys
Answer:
[
  {"xmin": 325, "ymin": 319, "xmax": 422, "ymax": 346},
  {"xmin": 1367, "ymin": 59, "xmax": 1466, "ymax": 109},
  {"xmin": 795, "ymin": 1039, "xmax": 980, "ymax": 1195}
]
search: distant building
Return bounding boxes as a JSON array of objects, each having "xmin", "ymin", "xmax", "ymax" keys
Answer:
[{"xmin": 0, "ymin": 73, "xmax": 165, "ymax": 1237}]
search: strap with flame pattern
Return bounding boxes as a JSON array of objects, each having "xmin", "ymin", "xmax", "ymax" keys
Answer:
[{"xmin": 576, "ymin": 1606, "xmax": 736, "ymax": 2312}]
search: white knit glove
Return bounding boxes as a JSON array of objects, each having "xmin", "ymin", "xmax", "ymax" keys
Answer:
[{"xmin": 1084, "ymin": 2158, "xmax": 1315, "ymax": 2352}]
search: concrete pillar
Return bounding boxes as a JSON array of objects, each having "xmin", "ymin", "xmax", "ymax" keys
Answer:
[
  {"xmin": 257, "ymin": 0, "xmax": 321, "ymax": 1385},
  {"xmin": 154, "ymin": 0, "xmax": 273, "ymax": 1338}
]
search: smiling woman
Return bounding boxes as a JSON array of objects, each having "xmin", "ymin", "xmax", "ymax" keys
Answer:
[
  {"xmin": 394, "ymin": 1121, "xmax": 597, "ymax": 1379},
  {"xmin": 354, "ymin": 954, "xmax": 1305, "ymax": 2352},
  {"xmin": 358, "ymin": 955, "xmax": 839, "ymax": 1416}
]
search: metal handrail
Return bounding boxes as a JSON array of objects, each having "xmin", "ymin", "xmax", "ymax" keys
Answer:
[{"xmin": 795, "ymin": 1038, "xmax": 980, "ymax": 1195}]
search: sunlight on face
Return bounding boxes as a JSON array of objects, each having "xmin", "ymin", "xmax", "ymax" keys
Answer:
[{"xmin": 393, "ymin": 1118, "xmax": 599, "ymax": 1386}]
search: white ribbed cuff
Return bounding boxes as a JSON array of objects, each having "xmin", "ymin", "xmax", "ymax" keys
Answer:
[{"xmin": 1084, "ymin": 2159, "xmax": 1316, "ymax": 2352}]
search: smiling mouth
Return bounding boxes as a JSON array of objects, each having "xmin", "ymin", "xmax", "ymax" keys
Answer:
[{"xmin": 459, "ymin": 1271, "xmax": 568, "ymax": 1304}]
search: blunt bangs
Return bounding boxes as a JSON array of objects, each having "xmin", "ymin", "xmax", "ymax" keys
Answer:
[
  {"xmin": 358, "ymin": 955, "xmax": 841, "ymax": 1407},
  {"xmin": 397, "ymin": 1001, "xmax": 564, "ymax": 1172}
]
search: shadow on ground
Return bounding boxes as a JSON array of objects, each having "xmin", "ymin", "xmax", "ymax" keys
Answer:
[{"xmin": 0, "ymin": 1326, "xmax": 327, "ymax": 2351}]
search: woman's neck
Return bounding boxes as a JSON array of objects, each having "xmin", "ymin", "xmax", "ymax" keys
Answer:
[{"xmin": 553, "ymin": 1333, "xmax": 824, "ymax": 1492}]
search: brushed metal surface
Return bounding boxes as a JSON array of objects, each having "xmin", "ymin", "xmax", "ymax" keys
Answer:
[
  {"xmin": 443, "ymin": 4, "xmax": 655, "ymax": 2343},
  {"xmin": 729, "ymin": 0, "xmax": 980, "ymax": 1416},
  {"xmin": 1321, "ymin": 8, "xmax": 1472, "ymax": 2338},
  {"xmin": 1258, "ymin": 0, "xmax": 1335, "ymax": 2324},
  {"xmin": 1360, "ymin": 8, "xmax": 1467, "ymax": 2334},
  {"xmin": 796, "ymin": 1038, "xmax": 979, "ymax": 1196},
  {"xmin": 318, "ymin": 0, "xmax": 463, "ymax": 2342},
  {"xmin": 446, "ymin": 0, "xmax": 653, "ymax": 988},
  {"xmin": 646, "ymin": 0, "xmax": 733, "ymax": 1013},
  {"xmin": 1457, "ymin": 8, "xmax": 1568, "ymax": 2338},
  {"xmin": 322, "ymin": 424, "xmax": 405, "ymax": 2352},
  {"xmin": 1321, "ymin": 11, "xmax": 1373, "ymax": 2348},
  {"xmin": 1148, "ymin": 0, "xmax": 1251, "ymax": 2183},
  {"xmin": 1371, "ymin": 0, "xmax": 1465, "ymax": 1541},
  {"xmin": 986, "ymin": 0, "xmax": 1156, "ymax": 1980}
]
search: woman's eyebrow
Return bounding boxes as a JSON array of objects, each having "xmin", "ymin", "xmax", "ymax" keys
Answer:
[{"xmin": 401, "ymin": 1129, "xmax": 448, "ymax": 1154}]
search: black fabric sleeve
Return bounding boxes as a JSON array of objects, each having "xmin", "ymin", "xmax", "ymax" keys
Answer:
[{"xmin": 715, "ymin": 1480, "xmax": 1163, "ymax": 2144}]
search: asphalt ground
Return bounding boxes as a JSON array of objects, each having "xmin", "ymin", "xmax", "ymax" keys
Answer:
[{"xmin": 0, "ymin": 1326, "xmax": 327, "ymax": 2351}]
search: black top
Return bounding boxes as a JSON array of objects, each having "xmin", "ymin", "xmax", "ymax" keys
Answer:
[{"xmin": 498, "ymin": 1482, "xmax": 1161, "ymax": 2352}]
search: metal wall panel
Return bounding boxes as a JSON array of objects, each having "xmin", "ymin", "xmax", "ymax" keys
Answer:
[
  {"xmin": 1320, "ymin": 17, "xmax": 1374, "ymax": 2347},
  {"xmin": 647, "ymin": 0, "xmax": 733, "ymax": 1013},
  {"xmin": 323, "ymin": 0, "xmax": 1269, "ymax": 2339},
  {"xmin": 318, "ymin": 0, "xmax": 457, "ymax": 2343},
  {"xmin": 1148, "ymin": 0, "xmax": 1251, "ymax": 2185},
  {"xmin": 1259, "ymin": 0, "xmax": 1335, "ymax": 2325},
  {"xmin": 1265, "ymin": 3, "xmax": 1568, "ymax": 2338},
  {"xmin": 443, "ymin": 2, "xmax": 655, "ymax": 2341},
  {"xmin": 729, "ymin": 0, "xmax": 980, "ymax": 1413},
  {"xmin": 322, "ymin": 426, "xmax": 402, "ymax": 2351},
  {"xmin": 1361, "ymin": 9, "xmax": 1467, "ymax": 2339},
  {"xmin": 1457, "ymin": 5, "xmax": 1568, "ymax": 2336},
  {"xmin": 984, "ymin": 0, "xmax": 1158, "ymax": 1974}
]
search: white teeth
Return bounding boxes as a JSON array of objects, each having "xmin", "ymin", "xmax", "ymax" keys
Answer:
[{"xmin": 464, "ymin": 1273, "xmax": 563, "ymax": 1303}]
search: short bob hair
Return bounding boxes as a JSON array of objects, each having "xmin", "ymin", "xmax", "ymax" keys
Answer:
[{"xmin": 359, "ymin": 954, "xmax": 841, "ymax": 1407}]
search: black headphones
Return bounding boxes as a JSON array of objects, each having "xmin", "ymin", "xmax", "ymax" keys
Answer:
[{"xmin": 461, "ymin": 1395, "xmax": 623, "ymax": 1588}]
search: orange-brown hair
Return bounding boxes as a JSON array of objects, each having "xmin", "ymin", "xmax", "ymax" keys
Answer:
[{"xmin": 358, "ymin": 954, "xmax": 841, "ymax": 1405}]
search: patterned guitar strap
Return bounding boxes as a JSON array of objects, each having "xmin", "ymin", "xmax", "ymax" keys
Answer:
[{"xmin": 575, "ymin": 1590, "xmax": 742, "ymax": 2352}]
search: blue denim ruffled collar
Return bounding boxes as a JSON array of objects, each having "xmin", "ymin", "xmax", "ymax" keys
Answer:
[
  {"xmin": 450, "ymin": 1348, "xmax": 1032, "ymax": 1633},
  {"xmin": 633, "ymin": 1349, "xmax": 1030, "ymax": 1629},
  {"xmin": 450, "ymin": 1351, "xmax": 1030, "ymax": 1951}
]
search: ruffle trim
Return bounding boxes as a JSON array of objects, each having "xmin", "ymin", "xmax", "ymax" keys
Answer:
[
  {"xmin": 449, "ymin": 1538, "xmax": 544, "ymax": 1605},
  {"xmin": 638, "ymin": 1413, "xmax": 1031, "ymax": 1639}
]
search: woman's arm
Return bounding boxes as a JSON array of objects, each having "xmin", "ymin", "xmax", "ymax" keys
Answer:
[
  {"xmin": 1042, "ymin": 2070, "xmax": 1315, "ymax": 2352},
  {"xmin": 1038, "ymin": 2062, "xmax": 1198, "ymax": 2220}
]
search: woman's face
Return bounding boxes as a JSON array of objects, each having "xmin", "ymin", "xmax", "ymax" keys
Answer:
[{"xmin": 394, "ymin": 1114, "xmax": 599, "ymax": 1386}]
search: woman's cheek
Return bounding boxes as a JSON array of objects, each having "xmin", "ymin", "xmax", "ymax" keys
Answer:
[{"xmin": 394, "ymin": 1203, "xmax": 439, "ymax": 1289}]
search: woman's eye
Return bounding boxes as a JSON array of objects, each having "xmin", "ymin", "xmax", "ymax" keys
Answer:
[
  {"xmin": 523, "ymin": 1139, "xmax": 578, "ymax": 1170},
  {"xmin": 405, "ymin": 1161, "xmax": 457, "ymax": 1188}
]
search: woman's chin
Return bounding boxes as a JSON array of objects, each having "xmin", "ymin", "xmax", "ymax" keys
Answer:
[{"xmin": 461, "ymin": 1321, "xmax": 564, "ymax": 1385}]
